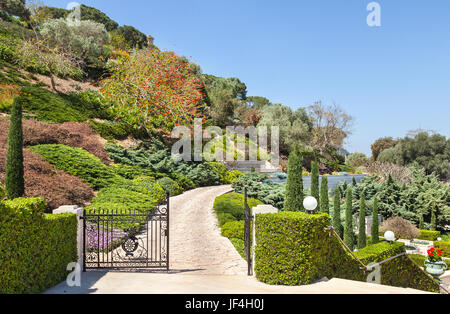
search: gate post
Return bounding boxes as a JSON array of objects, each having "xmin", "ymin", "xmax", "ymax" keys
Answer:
[
  {"xmin": 244, "ymin": 188, "xmax": 253, "ymax": 276},
  {"xmin": 53, "ymin": 205, "xmax": 84, "ymax": 269}
]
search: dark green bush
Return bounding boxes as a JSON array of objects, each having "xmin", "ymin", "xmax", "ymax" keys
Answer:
[
  {"xmin": 170, "ymin": 171, "xmax": 196, "ymax": 190},
  {"xmin": 418, "ymin": 230, "xmax": 441, "ymax": 241},
  {"xmin": 221, "ymin": 220, "xmax": 244, "ymax": 240},
  {"xmin": 213, "ymin": 192, "xmax": 262, "ymax": 226},
  {"xmin": 434, "ymin": 241, "xmax": 450, "ymax": 258},
  {"xmin": 254, "ymin": 211, "xmax": 439, "ymax": 292},
  {"xmin": 110, "ymin": 163, "xmax": 155, "ymax": 180},
  {"xmin": 0, "ymin": 197, "xmax": 77, "ymax": 294},
  {"xmin": 157, "ymin": 177, "xmax": 183, "ymax": 196},
  {"xmin": 232, "ymin": 172, "xmax": 285, "ymax": 210}
]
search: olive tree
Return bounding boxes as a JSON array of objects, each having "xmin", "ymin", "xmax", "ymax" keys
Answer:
[{"xmin": 39, "ymin": 18, "xmax": 110, "ymax": 65}]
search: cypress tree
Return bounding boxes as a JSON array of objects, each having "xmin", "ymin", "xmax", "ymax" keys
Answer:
[
  {"xmin": 371, "ymin": 195, "xmax": 380, "ymax": 244},
  {"xmin": 333, "ymin": 187, "xmax": 343, "ymax": 238},
  {"xmin": 358, "ymin": 191, "xmax": 367, "ymax": 249},
  {"xmin": 311, "ymin": 161, "xmax": 320, "ymax": 209},
  {"xmin": 419, "ymin": 213, "xmax": 424, "ymax": 230},
  {"xmin": 284, "ymin": 146, "xmax": 304, "ymax": 211},
  {"xmin": 431, "ymin": 208, "xmax": 437, "ymax": 231},
  {"xmin": 344, "ymin": 187, "xmax": 354, "ymax": 249},
  {"xmin": 320, "ymin": 176, "xmax": 329, "ymax": 214},
  {"xmin": 5, "ymin": 98, "xmax": 24, "ymax": 200},
  {"xmin": 352, "ymin": 176, "xmax": 357, "ymax": 187}
]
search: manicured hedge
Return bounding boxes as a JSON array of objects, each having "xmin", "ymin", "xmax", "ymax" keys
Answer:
[
  {"xmin": 419, "ymin": 230, "xmax": 441, "ymax": 241},
  {"xmin": 434, "ymin": 241, "xmax": 450, "ymax": 258},
  {"xmin": 0, "ymin": 198, "xmax": 77, "ymax": 294},
  {"xmin": 254, "ymin": 212, "xmax": 439, "ymax": 293}
]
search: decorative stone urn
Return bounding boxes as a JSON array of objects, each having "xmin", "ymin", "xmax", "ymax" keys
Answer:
[{"xmin": 425, "ymin": 258, "xmax": 448, "ymax": 280}]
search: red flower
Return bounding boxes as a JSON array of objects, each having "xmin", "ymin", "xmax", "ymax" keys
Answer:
[
  {"xmin": 437, "ymin": 250, "xmax": 443, "ymax": 256},
  {"xmin": 430, "ymin": 248, "xmax": 435, "ymax": 252}
]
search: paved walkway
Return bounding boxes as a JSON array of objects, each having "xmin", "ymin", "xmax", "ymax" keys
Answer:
[
  {"xmin": 44, "ymin": 272, "xmax": 432, "ymax": 294},
  {"xmin": 168, "ymin": 185, "xmax": 248, "ymax": 275}
]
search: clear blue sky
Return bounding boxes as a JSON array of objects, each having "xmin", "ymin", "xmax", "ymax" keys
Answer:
[{"xmin": 43, "ymin": 0, "xmax": 450, "ymax": 156}]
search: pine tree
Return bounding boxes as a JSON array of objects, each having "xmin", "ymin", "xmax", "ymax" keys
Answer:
[
  {"xmin": 344, "ymin": 187, "xmax": 354, "ymax": 249},
  {"xmin": 333, "ymin": 187, "xmax": 343, "ymax": 238},
  {"xmin": 311, "ymin": 161, "xmax": 320, "ymax": 209},
  {"xmin": 371, "ymin": 195, "xmax": 380, "ymax": 244},
  {"xmin": 284, "ymin": 146, "xmax": 304, "ymax": 211},
  {"xmin": 358, "ymin": 191, "xmax": 367, "ymax": 249},
  {"xmin": 320, "ymin": 176, "xmax": 329, "ymax": 214},
  {"xmin": 5, "ymin": 98, "xmax": 24, "ymax": 200}
]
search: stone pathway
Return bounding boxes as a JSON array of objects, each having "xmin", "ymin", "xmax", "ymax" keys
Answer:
[{"xmin": 168, "ymin": 185, "xmax": 248, "ymax": 275}]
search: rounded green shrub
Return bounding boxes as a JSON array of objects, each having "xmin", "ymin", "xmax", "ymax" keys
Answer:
[{"xmin": 157, "ymin": 177, "xmax": 183, "ymax": 196}]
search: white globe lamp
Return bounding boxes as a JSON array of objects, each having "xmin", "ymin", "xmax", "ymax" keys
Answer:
[
  {"xmin": 303, "ymin": 196, "xmax": 318, "ymax": 214},
  {"xmin": 384, "ymin": 231, "xmax": 395, "ymax": 243}
]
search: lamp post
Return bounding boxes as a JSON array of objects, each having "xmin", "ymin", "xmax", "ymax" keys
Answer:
[
  {"xmin": 384, "ymin": 231, "xmax": 395, "ymax": 244},
  {"xmin": 303, "ymin": 196, "xmax": 318, "ymax": 214}
]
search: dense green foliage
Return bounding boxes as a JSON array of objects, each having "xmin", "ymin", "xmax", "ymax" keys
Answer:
[
  {"xmin": 377, "ymin": 132, "xmax": 449, "ymax": 181},
  {"xmin": 349, "ymin": 168, "xmax": 450, "ymax": 231},
  {"xmin": 221, "ymin": 220, "xmax": 244, "ymax": 240},
  {"xmin": 284, "ymin": 146, "xmax": 304, "ymax": 211},
  {"xmin": 213, "ymin": 192, "xmax": 262, "ymax": 227},
  {"xmin": 0, "ymin": 197, "xmax": 77, "ymax": 294},
  {"xmin": 320, "ymin": 176, "xmax": 329, "ymax": 214},
  {"xmin": 347, "ymin": 152, "xmax": 369, "ymax": 168},
  {"xmin": 371, "ymin": 195, "xmax": 379, "ymax": 244},
  {"xmin": 418, "ymin": 230, "xmax": 441, "ymax": 241},
  {"xmin": 5, "ymin": 97, "xmax": 24, "ymax": 199},
  {"xmin": 254, "ymin": 212, "xmax": 439, "ymax": 292},
  {"xmin": 231, "ymin": 171, "xmax": 285, "ymax": 210},
  {"xmin": 113, "ymin": 25, "xmax": 148, "ymax": 49},
  {"xmin": 29, "ymin": 144, "xmax": 127, "ymax": 190},
  {"xmin": 358, "ymin": 191, "xmax": 366, "ymax": 249},
  {"xmin": 5, "ymin": 88, "xmax": 111, "ymax": 123},
  {"xmin": 344, "ymin": 187, "xmax": 354, "ymax": 249},
  {"xmin": 332, "ymin": 187, "xmax": 343, "ymax": 238},
  {"xmin": 156, "ymin": 177, "xmax": 183, "ymax": 196},
  {"xmin": 310, "ymin": 161, "xmax": 320, "ymax": 209}
]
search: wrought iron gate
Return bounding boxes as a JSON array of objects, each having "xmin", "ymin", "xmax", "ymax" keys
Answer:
[
  {"xmin": 82, "ymin": 192, "xmax": 169, "ymax": 271},
  {"xmin": 244, "ymin": 188, "xmax": 253, "ymax": 276}
]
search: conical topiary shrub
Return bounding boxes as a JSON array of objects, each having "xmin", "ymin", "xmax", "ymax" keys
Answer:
[
  {"xmin": 284, "ymin": 146, "xmax": 304, "ymax": 211},
  {"xmin": 358, "ymin": 191, "xmax": 367, "ymax": 249},
  {"xmin": 5, "ymin": 97, "xmax": 25, "ymax": 200},
  {"xmin": 311, "ymin": 160, "xmax": 320, "ymax": 209},
  {"xmin": 344, "ymin": 187, "xmax": 354, "ymax": 249},
  {"xmin": 371, "ymin": 195, "xmax": 379, "ymax": 244},
  {"xmin": 333, "ymin": 187, "xmax": 343, "ymax": 238},
  {"xmin": 320, "ymin": 176, "xmax": 329, "ymax": 214}
]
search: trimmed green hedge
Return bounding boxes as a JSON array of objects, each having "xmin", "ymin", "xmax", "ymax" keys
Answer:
[
  {"xmin": 419, "ymin": 230, "xmax": 441, "ymax": 241},
  {"xmin": 0, "ymin": 198, "xmax": 77, "ymax": 294},
  {"xmin": 254, "ymin": 212, "xmax": 439, "ymax": 293},
  {"xmin": 434, "ymin": 241, "xmax": 450, "ymax": 258}
]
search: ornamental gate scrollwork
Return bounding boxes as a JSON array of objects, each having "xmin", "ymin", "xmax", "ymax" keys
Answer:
[{"xmin": 82, "ymin": 192, "xmax": 169, "ymax": 271}]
